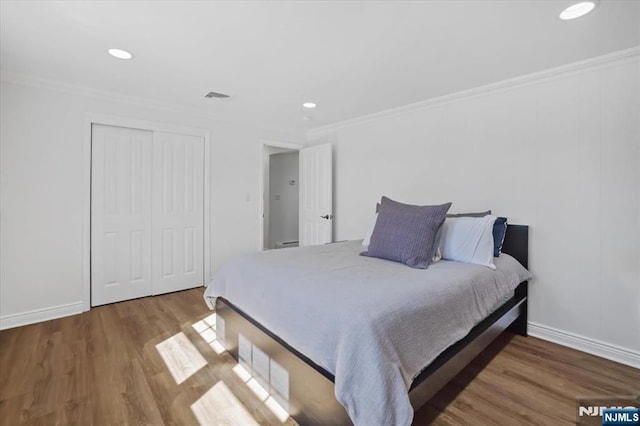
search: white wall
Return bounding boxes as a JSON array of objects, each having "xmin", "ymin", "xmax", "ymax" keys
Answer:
[
  {"xmin": 268, "ymin": 151, "xmax": 299, "ymax": 248},
  {"xmin": 0, "ymin": 78, "xmax": 300, "ymax": 327},
  {"xmin": 1, "ymin": 54, "xmax": 638, "ymax": 367},
  {"xmin": 313, "ymin": 56, "xmax": 640, "ymax": 364}
]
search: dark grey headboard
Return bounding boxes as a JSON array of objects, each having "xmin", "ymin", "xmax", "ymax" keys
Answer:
[{"xmin": 501, "ymin": 225, "xmax": 529, "ymax": 269}]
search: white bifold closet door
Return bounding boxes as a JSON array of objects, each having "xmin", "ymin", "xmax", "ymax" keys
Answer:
[
  {"xmin": 151, "ymin": 131, "xmax": 204, "ymax": 296},
  {"xmin": 91, "ymin": 124, "xmax": 204, "ymax": 306}
]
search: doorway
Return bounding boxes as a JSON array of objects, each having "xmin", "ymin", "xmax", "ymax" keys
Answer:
[
  {"xmin": 259, "ymin": 141, "xmax": 302, "ymax": 250},
  {"xmin": 267, "ymin": 150, "xmax": 299, "ymax": 250},
  {"xmin": 258, "ymin": 140, "xmax": 334, "ymax": 250}
]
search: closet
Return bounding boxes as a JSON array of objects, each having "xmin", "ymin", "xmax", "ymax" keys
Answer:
[{"xmin": 91, "ymin": 124, "xmax": 204, "ymax": 306}]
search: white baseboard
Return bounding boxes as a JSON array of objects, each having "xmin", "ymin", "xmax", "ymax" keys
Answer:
[
  {"xmin": 528, "ymin": 322, "xmax": 640, "ymax": 369},
  {"xmin": 0, "ymin": 302, "xmax": 84, "ymax": 330}
]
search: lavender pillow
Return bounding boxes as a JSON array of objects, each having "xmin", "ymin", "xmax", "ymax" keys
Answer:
[{"xmin": 362, "ymin": 197, "xmax": 452, "ymax": 269}]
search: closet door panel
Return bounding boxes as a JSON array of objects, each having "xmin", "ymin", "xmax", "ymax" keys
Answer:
[
  {"xmin": 91, "ymin": 124, "xmax": 153, "ymax": 306},
  {"xmin": 152, "ymin": 132, "xmax": 205, "ymax": 295}
]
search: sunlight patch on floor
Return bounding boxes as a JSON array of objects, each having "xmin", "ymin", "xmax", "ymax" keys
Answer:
[
  {"xmin": 191, "ymin": 381, "xmax": 260, "ymax": 426},
  {"xmin": 233, "ymin": 363, "xmax": 290, "ymax": 422},
  {"xmin": 191, "ymin": 319, "xmax": 209, "ymax": 334},
  {"xmin": 192, "ymin": 315, "xmax": 290, "ymax": 423},
  {"xmin": 233, "ymin": 363, "xmax": 252, "ymax": 382},
  {"xmin": 192, "ymin": 313, "xmax": 226, "ymax": 354},
  {"xmin": 193, "ymin": 313, "xmax": 216, "ymax": 332},
  {"xmin": 156, "ymin": 332, "xmax": 207, "ymax": 385},
  {"xmin": 264, "ymin": 395, "xmax": 290, "ymax": 423}
]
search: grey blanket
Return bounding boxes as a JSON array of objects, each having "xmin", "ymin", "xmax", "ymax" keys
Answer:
[{"xmin": 204, "ymin": 241, "xmax": 531, "ymax": 426}]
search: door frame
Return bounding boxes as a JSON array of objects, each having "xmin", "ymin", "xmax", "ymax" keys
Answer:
[
  {"xmin": 257, "ymin": 139, "xmax": 303, "ymax": 251},
  {"xmin": 82, "ymin": 113, "xmax": 211, "ymax": 311}
]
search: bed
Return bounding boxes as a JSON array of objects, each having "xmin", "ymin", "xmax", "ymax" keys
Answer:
[{"xmin": 204, "ymin": 224, "xmax": 530, "ymax": 425}]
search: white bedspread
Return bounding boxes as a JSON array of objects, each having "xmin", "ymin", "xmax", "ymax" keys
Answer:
[{"xmin": 204, "ymin": 241, "xmax": 531, "ymax": 426}]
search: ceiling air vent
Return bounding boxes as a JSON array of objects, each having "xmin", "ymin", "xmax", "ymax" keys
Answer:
[{"xmin": 204, "ymin": 91, "xmax": 231, "ymax": 100}]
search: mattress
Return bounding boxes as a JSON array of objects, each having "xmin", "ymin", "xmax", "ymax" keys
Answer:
[{"xmin": 204, "ymin": 240, "xmax": 531, "ymax": 426}]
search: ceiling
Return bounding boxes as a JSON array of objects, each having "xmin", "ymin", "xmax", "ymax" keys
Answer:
[{"xmin": 1, "ymin": 1, "xmax": 638, "ymax": 134}]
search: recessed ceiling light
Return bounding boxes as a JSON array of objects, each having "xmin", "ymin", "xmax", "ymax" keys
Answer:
[
  {"xmin": 559, "ymin": 1, "xmax": 596, "ymax": 20},
  {"xmin": 302, "ymin": 102, "xmax": 317, "ymax": 109},
  {"xmin": 108, "ymin": 48, "xmax": 133, "ymax": 60}
]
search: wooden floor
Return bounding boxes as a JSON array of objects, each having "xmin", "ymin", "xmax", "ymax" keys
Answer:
[{"xmin": 1, "ymin": 288, "xmax": 638, "ymax": 426}]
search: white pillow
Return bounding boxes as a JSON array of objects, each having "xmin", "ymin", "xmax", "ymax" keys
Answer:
[
  {"xmin": 362, "ymin": 213, "xmax": 378, "ymax": 247},
  {"xmin": 439, "ymin": 215, "xmax": 497, "ymax": 269}
]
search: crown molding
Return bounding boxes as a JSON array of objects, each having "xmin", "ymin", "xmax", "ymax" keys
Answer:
[
  {"xmin": 0, "ymin": 69, "xmax": 216, "ymax": 118},
  {"xmin": 307, "ymin": 46, "xmax": 640, "ymax": 140},
  {"xmin": 0, "ymin": 69, "xmax": 303, "ymax": 138}
]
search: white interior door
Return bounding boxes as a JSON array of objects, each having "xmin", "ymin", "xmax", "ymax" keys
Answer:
[
  {"xmin": 299, "ymin": 143, "xmax": 333, "ymax": 246},
  {"xmin": 151, "ymin": 131, "xmax": 205, "ymax": 295},
  {"xmin": 91, "ymin": 124, "xmax": 153, "ymax": 306}
]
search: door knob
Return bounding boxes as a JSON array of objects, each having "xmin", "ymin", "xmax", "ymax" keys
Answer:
[{"xmin": 320, "ymin": 214, "xmax": 333, "ymax": 220}]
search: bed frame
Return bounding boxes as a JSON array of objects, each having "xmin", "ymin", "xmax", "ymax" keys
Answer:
[{"xmin": 215, "ymin": 224, "xmax": 529, "ymax": 425}]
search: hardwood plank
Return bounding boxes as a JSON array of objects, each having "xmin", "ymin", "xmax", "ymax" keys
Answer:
[
  {"xmin": 417, "ymin": 332, "xmax": 639, "ymax": 425},
  {"xmin": 1, "ymin": 288, "xmax": 638, "ymax": 426}
]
